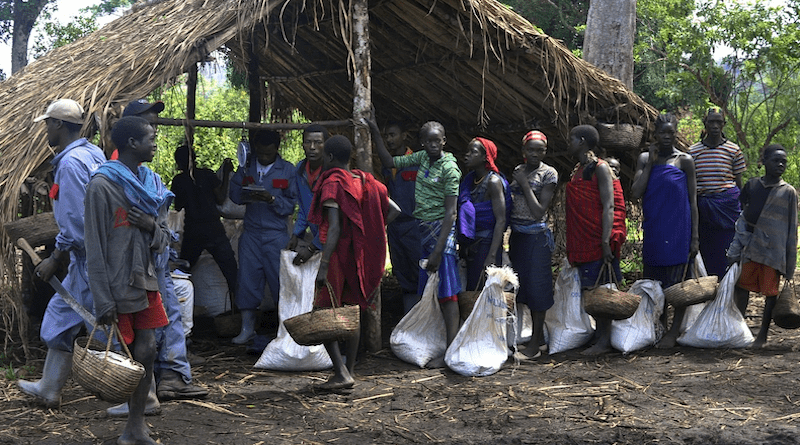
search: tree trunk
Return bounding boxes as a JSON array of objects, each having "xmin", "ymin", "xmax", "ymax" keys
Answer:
[
  {"xmin": 582, "ymin": 0, "xmax": 636, "ymax": 89},
  {"xmin": 11, "ymin": 0, "xmax": 49, "ymax": 74},
  {"xmin": 352, "ymin": 0, "xmax": 381, "ymax": 353}
]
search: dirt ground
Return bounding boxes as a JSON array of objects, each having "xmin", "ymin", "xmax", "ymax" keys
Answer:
[{"xmin": 3, "ymin": 284, "xmax": 800, "ymax": 445}]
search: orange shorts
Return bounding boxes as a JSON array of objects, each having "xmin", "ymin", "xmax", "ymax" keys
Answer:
[
  {"xmin": 117, "ymin": 291, "xmax": 169, "ymax": 345},
  {"xmin": 737, "ymin": 262, "xmax": 780, "ymax": 297}
]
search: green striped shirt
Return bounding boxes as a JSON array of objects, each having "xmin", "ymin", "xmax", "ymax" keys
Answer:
[{"xmin": 394, "ymin": 150, "xmax": 461, "ymax": 221}]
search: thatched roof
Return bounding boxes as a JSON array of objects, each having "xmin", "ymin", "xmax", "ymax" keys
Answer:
[{"xmin": 0, "ymin": 0, "xmax": 660, "ymax": 222}]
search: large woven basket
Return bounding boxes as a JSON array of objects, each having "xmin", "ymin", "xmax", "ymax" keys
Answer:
[
  {"xmin": 583, "ymin": 263, "xmax": 641, "ymax": 320},
  {"xmin": 596, "ymin": 122, "xmax": 644, "ymax": 151},
  {"xmin": 284, "ymin": 305, "xmax": 360, "ymax": 346},
  {"xmin": 663, "ymin": 262, "xmax": 718, "ymax": 307},
  {"xmin": 72, "ymin": 323, "xmax": 145, "ymax": 403},
  {"xmin": 214, "ymin": 311, "xmax": 242, "ymax": 338},
  {"xmin": 773, "ymin": 280, "xmax": 800, "ymax": 329}
]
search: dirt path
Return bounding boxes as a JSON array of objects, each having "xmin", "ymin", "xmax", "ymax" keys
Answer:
[{"xmin": 3, "ymin": 300, "xmax": 800, "ymax": 445}]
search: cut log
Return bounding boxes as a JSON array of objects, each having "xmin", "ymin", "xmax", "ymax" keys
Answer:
[{"xmin": 3, "ymin": 212, "xmax": 58, "ymax": 248}]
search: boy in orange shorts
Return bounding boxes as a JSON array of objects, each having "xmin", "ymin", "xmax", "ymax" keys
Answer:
[
  {"xmin": 85, "ymin": 116, "xmax": 173, "ymax": 445},
  {"xmin": 728, "ymin": 144, "xmax": 797, "ymax": 348}
]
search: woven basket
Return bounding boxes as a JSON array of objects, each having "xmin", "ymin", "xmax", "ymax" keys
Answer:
[
  {"xmin": 596, "ymin": 122, "xmax": 644, "ymax": 151},
  {"xmin": 663, "ymin": 262, "xmax": 718, "ymax": 307},
  {"xmin": 583, "ymin": 263, "xmax": 641, "ymax": 320},
  {"xmin": 773, "ymin": 280, "xmax": 800, "ymax": 329},
  {"xmin": 72, "ymin": 323, "xmax": 145, "ymax": 403},
  {"xmin": 284, "ymin": 283, "xmax": 360, "ymax": 346},
  {"xmin": 214, "ymin": 311, "xmax": 242, "ymax": 338},
  {"xmin": 285, "ymin": 305, "xmax": 360, "ymax": 346}
]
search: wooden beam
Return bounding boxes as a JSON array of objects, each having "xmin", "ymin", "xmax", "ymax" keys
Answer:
[
  {"xmin": 153, "ymin": 117, "xmax": 351, "ymax": 130},
  {"xmin": 186, "ymin": 63, "xmax": 198, "ymax": 146}
]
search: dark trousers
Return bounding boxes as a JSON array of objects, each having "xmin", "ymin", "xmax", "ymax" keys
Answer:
[{"xmin": 181, "ymin": 228, "xmax": 238, "ymax": 295}]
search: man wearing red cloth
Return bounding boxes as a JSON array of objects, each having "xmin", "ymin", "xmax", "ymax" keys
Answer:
[
  {"xmin": 565, "ymin": 125, "xmax": 627, "ymax": 355},
  {"xmin": 309, "ymin": 135, "xmax": 399, "ymax": 389}
]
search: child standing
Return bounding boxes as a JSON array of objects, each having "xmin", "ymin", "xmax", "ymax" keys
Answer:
[
  {"xmin": 85, "ymin": 116, "xmax": 173, "ymax": 445},
  {"xmin": 728, "ymin": 144, "xmax": 797, "ymax": 348},
  {"xmin": 369, "ymin": 118, "xmax": 462, "ymax": 360}
]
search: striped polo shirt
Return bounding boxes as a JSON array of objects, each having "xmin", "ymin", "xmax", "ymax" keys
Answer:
[{"xmin": 689, "ymin": 139, "xmax": 746, "ymax": 195}]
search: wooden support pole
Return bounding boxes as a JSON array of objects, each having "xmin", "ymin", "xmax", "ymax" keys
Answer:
[
  {"xmin": 186, "ymin": 63, "xmax": 198, "ymax": 147},
  {"xmin": 153, "ymin": 117, "xmax": 351, "ymax": 131},
  {"xmin": 352, "ymin": 0, "xmax": 380, "ymax": 353},
  {"xmin": 248, "ymin": 35, "xmax": 261, "ymax": 124}
]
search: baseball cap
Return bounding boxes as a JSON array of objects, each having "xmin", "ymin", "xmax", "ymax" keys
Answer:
[
  {"xmin": 122, "ymin": 99, "xmax": 165, "ymax": 117},
  {"xmin": 33, "ymin": 99, "xmax": 84, "ymax": 124}
]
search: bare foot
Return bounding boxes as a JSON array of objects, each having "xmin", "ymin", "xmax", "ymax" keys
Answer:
[
  {"xmin": 581, "ymin": 343, "xmax": 611, "ymax": 356},
  {"xmin": 316, "ymin": 374, "xmax": 355, "ymax": 391},
  {"xmin": 655, "ymin": 334, "xmax": 677, "ymax": 349},
  {"xmin": 750, "ymin": 337, "xmax": 767, "ymax": 349}
]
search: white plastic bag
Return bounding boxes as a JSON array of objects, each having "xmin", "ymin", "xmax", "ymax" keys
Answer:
[
  {"xmin": 446, "ymin": 266, "xmax": 518, "ymax": 376},
  {"xmin": 390, "ymin": 272, "xmax": 446, "ymax": 368},
  {"xmin": 254, "ymin": 250, "xmax": 332, "ymax": 371},
  {"xmin": 216, "ymin": 168, "xmax": 246, "ymax": 219},
  {"xmin": 680, "ymin": 253, "xmax": 710, "ymax": 332},
  {"xmin": 611, "ymin": 279, "xmax": 665, "ymax": 353},
  {"xmin": 508, "ymin": 303, "xmax": 533, "ymax": 348},
  {"xmin": 545, "ymin": 258, "xmax": 595, "ymax": 354},
  {"xmin": 677, "ymin": 262, "xmax": 753, "ymax": 348}
]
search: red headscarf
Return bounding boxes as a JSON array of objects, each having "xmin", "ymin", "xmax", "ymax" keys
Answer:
[
  {"xmin": 522, "ymin": 130, "xmax": 547, "ymax": 145},
  {"xmin": 474, "ymin": 137, "xmax": 498, "ymax": 173}
]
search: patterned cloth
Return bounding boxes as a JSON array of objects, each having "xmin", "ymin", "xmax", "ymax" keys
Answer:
[
  {"xmin": 393, "ymin": 150, "xmax": 461, "ymax": 221},
  {"xmin": 417, "ymin": 219, "xmax": 461, "ymax": 299},
  {"xmin": 689, "ymin": 139, "xmax": 746, "ymax": 195},
  {"xmin": 509, "ymin": 162, "xmax": 558, "ymax": 226},
  {"xmin": 565, "ymin": 160, "xmax": 627, "ymax": 264}
]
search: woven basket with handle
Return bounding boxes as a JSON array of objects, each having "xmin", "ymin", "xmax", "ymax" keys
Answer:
[
  {"xmin": 72, "ymin": 322, "xmax": 145, "ymax": 403},
  {"xmin": 284, "ymin": 282, "xmax": 361, "ymax": 346},
  {"xmin": 773, "ymin": 279, "xmax": 800, "ymax": 329},
  {"xmin": 663, "ymin": 261, "xmax": 718, "ymax": 307},
  {"xmin": 583, "ymin": 262, "xmax": 641, "ymax": 320}
]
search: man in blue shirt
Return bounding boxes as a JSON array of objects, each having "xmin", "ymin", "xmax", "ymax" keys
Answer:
[
  {"xmin": 287, "ymin": 124, "xmax": 327, "ymax": 264},
  {"xmin": 19, "ymin": 99, "xmax": 106, "ymax": 408},
  {"xmin": 229, "ymin": 130, "xmax": 297, "ymax": 344}
]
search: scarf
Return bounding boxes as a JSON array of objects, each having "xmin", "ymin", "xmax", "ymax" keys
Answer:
[
  {"xmin": 94, "ymin": 160, "xmax": 174, "ymax": 217},
  {"xmin": 475, "ymin": 137, "xmax": 498, "ymax": 173}
]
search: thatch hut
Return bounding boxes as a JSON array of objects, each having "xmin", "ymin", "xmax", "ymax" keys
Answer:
[{"xmin": 0, "ymin": 0, "xmax": 659, "ymax": 349}]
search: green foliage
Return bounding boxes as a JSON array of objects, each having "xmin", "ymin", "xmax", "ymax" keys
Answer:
[
  {"xmin": 502, "ymin": 0, "xmax": 588, "ymax": 50},
  {"xmin": 147, "ymin": 75, "xmax": 306, "ymax": 188},
  {"xmin": 31, "ymin": 12, "xmax": 97, "ymax": 58}
]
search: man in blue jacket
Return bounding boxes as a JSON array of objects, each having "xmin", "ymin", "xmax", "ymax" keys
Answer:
[
  {"xmin": 229, "ymin": 130, "xmax": 297, "ymax": 344},
  {"xmin": 287, "ymin": 124, "xmax": 327, "ymax": 264}
]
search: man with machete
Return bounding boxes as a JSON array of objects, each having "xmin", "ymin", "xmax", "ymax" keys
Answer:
[{"xmin": 18, "ymin": 99, "xmax": 106, "ymax": 408}]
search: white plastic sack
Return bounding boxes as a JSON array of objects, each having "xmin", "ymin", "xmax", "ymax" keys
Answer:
[
  {"xmin": 545, "ymin": 258, "xmax": 595, "ymax": 354},
  {"xmin": 254, "ymin": 250, "xmax": 332, "ymax": 371},
  {"xmin": 191, "ymin": 253, "xmax": 230, "ymax": 317},
  {"xmin": 611, "ymin": 280, "xmax": 665, "ymax": 353},
  {"xmin": 171, "ymin": 272, "xmax": 194, "ymax": 338},
  {"xmin": 677, "ymin": 262, "xmax": 754, "ymax": 348},
  {"xmin": 391, "ymin": 272, "xmax": 446, "ymax": 368},
  {"xmin": 508, "ymin": 303, "xmax": 533, "ymax": 348},
  {"xmin": 216, "ymin": 168, "xmax": 246, "ymax": 220},
  {"xmin": 446, "ymin": 266, "xmax": 518, "ymax": 376},
  {"xmin": 680, "ymin": 253, "xmax": 710, "ymax": 332}
]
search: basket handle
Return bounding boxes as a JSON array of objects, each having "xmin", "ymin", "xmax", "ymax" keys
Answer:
[
  {"xmin": 315, "ymin": 280, "xmax": 344, "ymax": 311},
  {"xmin": 592, "ymin": 261, "xmax": 618, "ymax": 289}
]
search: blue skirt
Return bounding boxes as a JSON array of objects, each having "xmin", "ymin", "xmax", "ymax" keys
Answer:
[
  {"xmin": 417, "ymin": 219, "xmax": 461, "ymax": 299},
  {"xmin": 509, "ymin": 230, "xmax": 554, "ymax": 312}
]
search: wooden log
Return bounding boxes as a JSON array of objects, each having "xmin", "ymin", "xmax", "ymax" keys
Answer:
[
  {"xmin": 186, "ymin": 63, "xmax": 198, "ymax": 146},
  {"xmin": 152, "ymin": 117, "xmax": 352, "ymax": 131},
  {"xmin": 2, "ymin": 212, "xmax": 58, "ymax": 248}
]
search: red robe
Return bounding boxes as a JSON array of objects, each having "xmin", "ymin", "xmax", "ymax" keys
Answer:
[
  {"xmin": 309, "ymin": 168, "xmax": 389, "ymax": 309},
  {"xmin": 566, "ymin": 160, "xmax": 627, "ymax": 264}
]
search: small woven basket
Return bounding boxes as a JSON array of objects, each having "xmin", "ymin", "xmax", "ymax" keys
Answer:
[
  {"xmin": 773, "ymin": 280, "xmax": 800, "ymax": 329},
  {"xmin": 214, "ymin": 291, "xmax": 241, "ymax": 338},
  {"xmin": 596, "ymin": 122, "xmax": 644, "ymax": 151},
  {"xmin": 583, "ymin": 262, "xmax": 641, "ymax": 320},
  {"xmin": 72, "ymin": 323, "xmax": 145, "ymax": 403},
  {"xmin": 663, "ymin": 262, "xmax": 718, "ymax": 307},
  {"xmin": 284, "ymin": 283, "xmax": 361, "ymax": 346},
  {"xmin": 458, "ymin": 287, "xmax": 516, "ymax": 320}
]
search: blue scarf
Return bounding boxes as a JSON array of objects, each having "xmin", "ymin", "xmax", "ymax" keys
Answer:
[{"xmin": 94, "ymin": 160, "xmax": 174, "ymax": 217}]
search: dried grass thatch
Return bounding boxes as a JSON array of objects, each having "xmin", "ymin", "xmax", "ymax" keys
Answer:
[{"xmin": 0, "ymin": 0, "xmax": 660, "ymax": 353}]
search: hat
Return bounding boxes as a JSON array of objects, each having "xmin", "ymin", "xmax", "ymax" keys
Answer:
[
  {"xmin": 122, "ymin": 99, "xmax": 165, "ymax": 117},
  {"xmin": 33, "ymin": 99, "xmax": 84, "ymax": 124}
]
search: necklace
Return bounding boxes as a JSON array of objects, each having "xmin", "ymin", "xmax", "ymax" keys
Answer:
[{"xmin": 473, "ymin": 174, "xmax": 485, "ymax": 185}]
